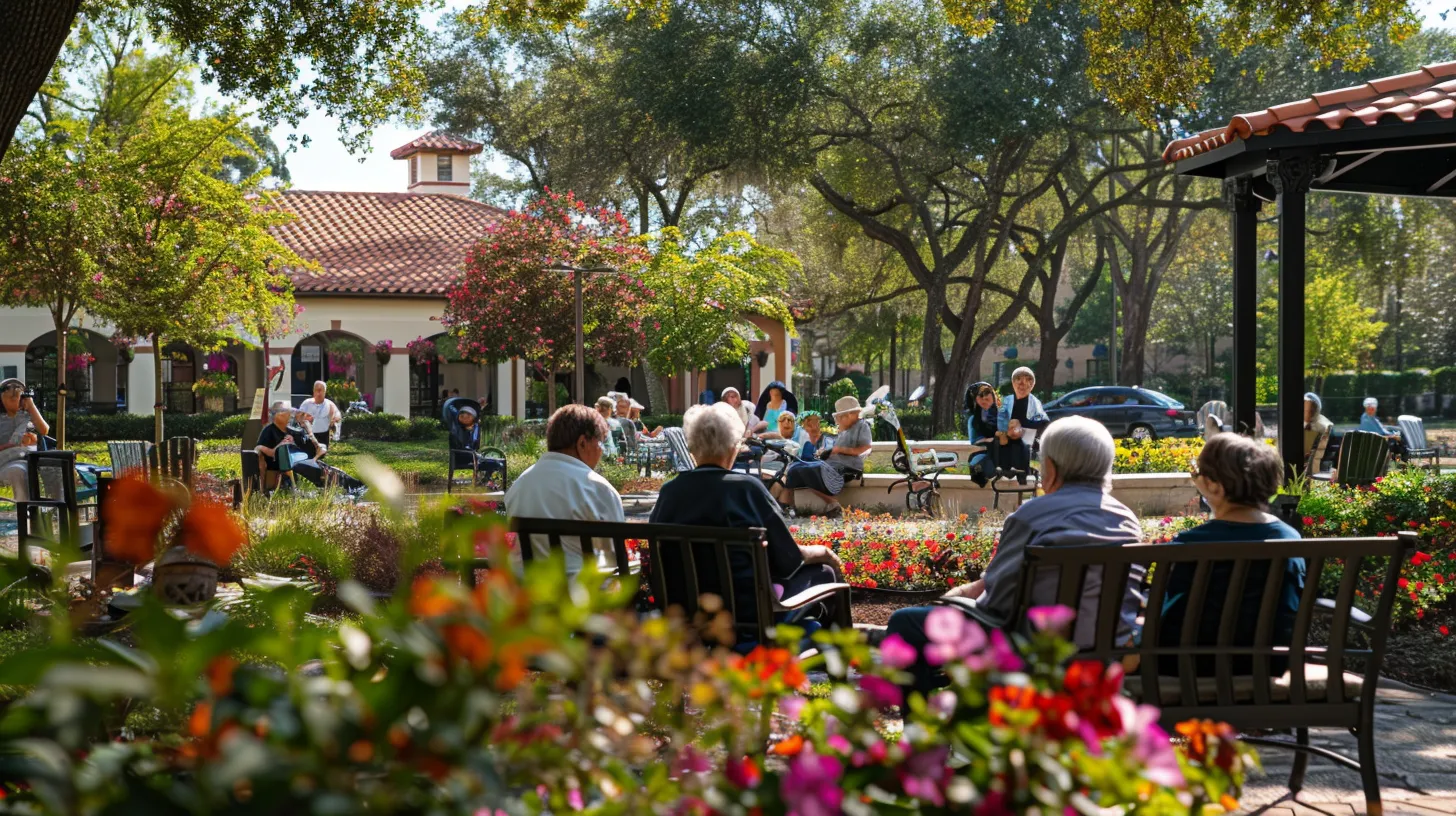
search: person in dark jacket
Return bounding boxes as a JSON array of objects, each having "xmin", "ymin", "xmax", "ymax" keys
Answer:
[
  {"xmin": 650, "ymin": 403, "xmax": 844, "ymax": 642},
  {"xmin": 965, "ymin": 381, "xmax": 999, "ymax": 486}
]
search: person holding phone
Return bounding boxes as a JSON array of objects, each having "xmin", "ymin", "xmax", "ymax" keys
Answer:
[{"xmin": 0, "ymin": 378, "xmax": 50, "ymax": 501}]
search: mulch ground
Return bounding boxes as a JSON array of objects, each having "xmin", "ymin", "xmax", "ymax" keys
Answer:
[{"xmin": 852, "ymin": 599, "xmax": 916, "ymax": 627}]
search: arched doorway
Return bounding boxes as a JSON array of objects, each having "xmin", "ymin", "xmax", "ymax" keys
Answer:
[
  {"xmin": 409, "ymin": 333, "xmax": 489, "ymax": 418},
  {"xmin": 161, "ymin": 344, "xmax": 198, "ymax": 414},
  {"xmin": 24, "ymin": 329, "xmax": 118, "ymax": 414},
  {"xmin": 194, "ymin": 350, "xmax": 241, "ymax": 413},
  {"xmin": 291, "ymin": 331, "xmax": 383, "ymax": 409}
]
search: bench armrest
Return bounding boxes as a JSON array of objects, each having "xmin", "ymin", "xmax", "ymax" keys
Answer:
[
  {"xmin": 774, "ymin": 582, "xmax": 851, "ymax": 613},
  {"xmin": 1314, "ymin": 597, "xmax": 1373, "ymax": 627}
]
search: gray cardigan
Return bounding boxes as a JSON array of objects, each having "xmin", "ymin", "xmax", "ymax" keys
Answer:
[{"xmin": 978, "ymin": 483, "xmax": 1145, "ymax": 648}]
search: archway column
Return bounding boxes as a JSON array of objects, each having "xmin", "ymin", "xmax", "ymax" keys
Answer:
[
  {"xmin": 128, "ymin": 346, "xmax": 156, "ymax": 417},
  {"xmin": 383, "ymin": 348, "xmax": 411, "ymax": 414},
  {"xmin": 493, "ymin": 358, "xmax": 525, "ymax": 419},
  {"xmin": 0, "ymin": 348, "xmax": 24, "ymax": 384}
]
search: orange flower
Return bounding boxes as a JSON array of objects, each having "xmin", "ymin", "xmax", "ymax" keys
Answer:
[
  {"xmin": 408, "ymin": 576, "xmax": 458, "ymax": 618},
  {"xmin": 205, "ymin": 655, "xmax": 237, "ymax": 697},
  {"xmin": 188, "ymin": 702, "xmax": 213, "ymax": 738},
  {"xmin": 771, "ymin": 734, "xmax": 805, "ymax": 756},
  {"xmin": 102, "ymin": 475, "xmax": 174, "ymax": 563},
  {"xmin": 495, "ymin": 642, "xmax": 529, "ymax": 691},
  {"xmin": 442, "ymin": 623, "xmax": 493, "ymax": 669},
  {"xmin": 179, "ymin": 499, "xmax": 247, "ymax": 565},
  {"xmin": 1219, "ymin": 794, "xmax": 1240, "ymax": 811}
]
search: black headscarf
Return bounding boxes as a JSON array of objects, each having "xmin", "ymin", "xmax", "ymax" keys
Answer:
[{"xmin": 754, "ymin": 380, "xmax": 798, "ymax": 419}]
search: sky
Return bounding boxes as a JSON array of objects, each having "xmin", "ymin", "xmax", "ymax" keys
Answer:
[{"xmin": 254, "ymin": 1, "xmax": 1456, "ymax": 193}]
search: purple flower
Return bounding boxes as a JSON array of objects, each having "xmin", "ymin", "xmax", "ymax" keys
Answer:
[
  {"xmin": 898, "ymin": 745, "xmax": 951, "ymax": 806},
  {"xmin": 1026, "ymin": 605, "xmax": 1076, "ymax": 633},
  {"xmin": 781, "ymin": 748, "xmax": 844, "ymax": 816},
  {"xmin": 859, "ymin": 675, "xmax": 903, "ymax": 710},
  {"xmin": 879, "ymin": 633, "xmax": 919, "ymax": 669},
  {"xmin": 779, "ymin": 694, "xmax": 806, "ymax": 721},
  {"xmin": 673, "ymin": 745, "xmax": 712, "ymax": 777},
  {"xmin": 923, "ymin": 607, "xmax": 987, "ymax": 666}
]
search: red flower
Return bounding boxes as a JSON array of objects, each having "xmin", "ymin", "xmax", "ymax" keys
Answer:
[
  {"xmin": 1442, "ymin": 626, "xmax": 1451, "ymax": 636},
  {"xmin": 1398, "ymin": 578, "xmax": 1410, "ymax": 589}
]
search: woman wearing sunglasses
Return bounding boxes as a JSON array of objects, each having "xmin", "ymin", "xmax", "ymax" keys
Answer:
[{"xmin": 0, "ymin": 379, "xmax": 50, "ymax": 501}]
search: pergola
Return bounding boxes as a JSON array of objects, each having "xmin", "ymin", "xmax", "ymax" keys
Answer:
[{"xmin": 1163, "ymin": 61, "xmax": 1456, "ymax": 473}]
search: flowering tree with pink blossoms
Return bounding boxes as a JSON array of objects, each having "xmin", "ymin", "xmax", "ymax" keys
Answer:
[{"xmin": 443, "ymin": 190, "xmax": 649, "ymax": 415}]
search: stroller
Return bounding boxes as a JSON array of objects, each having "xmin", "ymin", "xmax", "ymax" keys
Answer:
[
  {"xmin": 862, "ymin": 386, "xmax": 959, "ymax": 516},
  {"xmin": 443, "ymin": 397, "xmax": 509, "ymax": 493}
]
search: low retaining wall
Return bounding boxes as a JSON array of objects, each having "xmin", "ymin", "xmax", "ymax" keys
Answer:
[{"xmin": 829, "ymin": 472, "xmax": 1201, "ymax": 518}]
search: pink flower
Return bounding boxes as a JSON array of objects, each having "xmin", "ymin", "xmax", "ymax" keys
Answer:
[
  {"xmin": 859, "ymin": 675, "xmax": 903, "ymax": 709},
  {"xmin": 879, "ymin": 633, "xmax": 918, "ymax": 669},
  {"xmin": 1026, "ymin": 605, "xmax": 1076, "ymax": 633},
  {"xmin": 923, "ymin": 607, "xmax": 986, "ymax": 666},
  {"xmin": 566, "ymin": 788, "xmax": 584, "ymax": 810},
  {"xmin": 898, "ymin": 745, "xmax": 951, "ymax": 805},
  {"xmin": 778, "ymin": 694, "xmax": 806, "ymax": 721},
  {"xmin": 673, "ymin": 745, "xmax": 713, "ymax": 777},
  {"xmin": 781, "ymin": 748, "xmax": 844, "ymax": 816},
  {"xmin": 1114, "ymin": 697, "xmax": 1183, "ymax": 787}
]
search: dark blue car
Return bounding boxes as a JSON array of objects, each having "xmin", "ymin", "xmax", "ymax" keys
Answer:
[{"xmin": 1043, "ymin": 386, "xmax": 1198, "ymax": 440}]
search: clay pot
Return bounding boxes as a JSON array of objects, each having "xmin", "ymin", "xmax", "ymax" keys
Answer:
[{"xmin": 153, "ymin": 546, "xmax": 218, "ymax": 606}]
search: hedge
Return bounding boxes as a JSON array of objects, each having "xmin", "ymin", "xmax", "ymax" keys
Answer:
[
  {"xmin": 826, "ymin": 378, "xmax": 858, "ymax": 403},
  {"xmin": 64, "ymin": 412, "xmax": 250, "ymax": 441},
  {"xmin": 640, "ymin": 414, "xmax": 683, "ymax": 429},
  {"xmin": 1437, "ymin": 367, "xmax": 1456, "ymax": 417},
  {"xmin": 342, "ymin": 413, "xmax": 445, "ymax": 442}
]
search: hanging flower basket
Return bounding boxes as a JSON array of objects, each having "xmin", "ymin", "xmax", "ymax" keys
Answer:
[
  {"xmin": 407, "ymin": 336, "xmax": 438, "ymax": 372},
  {"xmin": 111, "ymin": 334, "xmax": 136, "ymax": 363},
  {"xmin": 374, "ymin": 340, "xmax": 393, "ymax": 365},
  {"xmin": 192, "ymin": 372, "xmax": 236, "ymax": 400},
  {"xmin": 66, "ymin": 352, "xmax": 95, "ymax": 374}
]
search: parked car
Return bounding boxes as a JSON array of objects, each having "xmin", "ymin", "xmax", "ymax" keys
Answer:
[{"xmin": 1042, "ymin": 386, "xmax": 1197, "ymax": 440}]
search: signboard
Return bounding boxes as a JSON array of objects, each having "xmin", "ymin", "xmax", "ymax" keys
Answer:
[
  {"xmin": 299, "ymin": 345, "xmax": 321, "ymax": 363},
  {"xmin": 250, "ymin": 388, "xmax": 267, "ymax": 420}
]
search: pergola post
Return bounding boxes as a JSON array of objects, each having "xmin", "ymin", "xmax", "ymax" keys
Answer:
[
  {"xmin": 1224, "ymin": 177, "xmax": 1261, "ymax": 435},
  {"xmin": 1269, "ymin": 153, "xmax": 1319, "ymax": 477}
]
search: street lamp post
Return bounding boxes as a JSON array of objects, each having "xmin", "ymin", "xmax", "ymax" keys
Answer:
[{"xmin": 545, "ymin": 263, "xmax": 615, "ymax": 405}]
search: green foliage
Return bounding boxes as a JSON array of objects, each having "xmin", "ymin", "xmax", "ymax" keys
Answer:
[
  {"xmin": 326, "ymin": 377, "xmax": 361, "ymax": 404},
  {"xmin": 639, "ymin": 414, "xmax": 682, "ymax": 429},
  {"xmin": 63, "ymin": 412, "xmax": 248, "ymax": 441},
  {"xmin": 637, "ymin": 228, "xmax": 797, "ymax": 375},
  {"xmin": 825, "ymin": 378, "xmax": 858, "ymax": 404},
  {"xmin": 343, "ymin": 413, "xmax": 448, "ymax": 442},
  {"xmin": 190, "ymin": 372, "xmax": 236, "ymax": 400},
  {"xmin": 1303, "ymin": 271, "xmax": 1387, "ymax": 384}
]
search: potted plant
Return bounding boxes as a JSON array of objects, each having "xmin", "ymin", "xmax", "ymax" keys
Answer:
[
  {"xmin": 192, "ymin": 372, "xmax": 236, "ymax": 413},
  {"xmin": 100, "ymin": 475, "xmax": 246, "ymax": 608},
  {"xmin": 327, "ymin": 338, "xmax": 365, "ymax": 377},
  {"xmin": 326, "ymin": 377, "xmax": 361, "ymax": 404},
  {"xmin": 407, "ymin": 336, "xmax": 438, "ymax": 372},
  {"xmin": 374, "ymin": 339, "xmax": 393, "ymax": 365},
  {"xmin": 111, "ymin": 334, "xmax": 136, "ymax": 363}
]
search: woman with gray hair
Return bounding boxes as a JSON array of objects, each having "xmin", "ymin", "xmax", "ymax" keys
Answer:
[
  {"xmin": 883, "ymin": 416, "xmax": 1145, "ymax": 693},
  {"xmin": 650, "ymin": 403, "xmax": 845, "ymax": 642}
]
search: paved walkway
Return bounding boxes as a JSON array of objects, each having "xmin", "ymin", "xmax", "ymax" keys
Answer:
[{"xmin": 1241, "ymin": 680, "xmax": 1456, "ymax": 815}]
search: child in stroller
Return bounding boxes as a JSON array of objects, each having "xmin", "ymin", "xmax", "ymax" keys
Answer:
[{"xmin": 443, "ymin": 397, "xmax": 508, "ymax": 492}]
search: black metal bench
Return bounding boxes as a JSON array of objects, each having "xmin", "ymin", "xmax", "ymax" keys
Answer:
[
  {"xmin": 997, "ymin": 533, "xmax": 1413, "ymax": 815},
  {"xmin": 454, "ymin": 517, "xmax": 852, "ymax": 648}
]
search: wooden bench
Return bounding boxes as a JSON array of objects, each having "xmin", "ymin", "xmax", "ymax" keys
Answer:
[
  {"xmin": 996, "ymin": 533, "xmax": 1413, "ymax": 816},
  {"xmin": 454, "ymin": 517, "xmax": 852, "ymax": 648}
]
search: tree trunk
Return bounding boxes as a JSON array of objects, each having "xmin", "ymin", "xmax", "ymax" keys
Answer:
[
  {"xmin": 1119, "ymin": 295, "xmax": 1150, "ymax": 386},
  {"xmin": 52, "ymin": 316, "xmax": 69, "ymax": 449},
  {"xmin": 153, "ymin": 333, "xmax": 165, "ymax": 445},
  {"xmin": 888, "ymin": 323, "xmax": 897, "ymax": 398},
  {"xmin": 545, "ymin": 366, "xmax": 558, "ymax": 417},
  {"xmin": 1036, "ymin": 330, "xmax": 1060, "ymax": 402},
  {"xmin": 640, "ymin": 357, "xmax": 669, "ymax": 414},
  {"xmin": 0, "ymin": 0, "xmax": 81, "ymax": 160}
]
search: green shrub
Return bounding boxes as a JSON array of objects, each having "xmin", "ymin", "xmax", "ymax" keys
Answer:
[
  {"xmin": 1321, "ymin": 372, "xmax": 1357, "ymax": 398},
  {"xmin": 342, "ymin": 413, "xmax": 438, "ymax": 442},
  {"xmin": 408, "ymin": 417, "xmax": 442, "ymax": 440},
  {"xmin": 826, "ymin": 377, "xmax": 858, "ymax": 403},
  {"xmin": 640, "ymin": 413, "xmax": 682, "ymax": 429},
  {"xmin": 1436, "ymin": 367, "xmax": 1456, "ymax": 417},
  {"xmin": 64, "ymin": 412, "xmax": 250, "ymax": 441}
]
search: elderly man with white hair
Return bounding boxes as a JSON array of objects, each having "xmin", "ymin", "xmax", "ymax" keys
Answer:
[
  {"xmin": 650, "ymin": 402, "xmax": 844, "ymax": 639},
  {"xmin": 298, "ymin": 380, "xmax": 342, "ymax": 454},
  {"xmin": 883, "ymin": 415, "xmax": 1145, "ymax": 693}
]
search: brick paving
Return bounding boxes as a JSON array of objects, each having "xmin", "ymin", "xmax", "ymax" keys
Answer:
[{"xmin": 1240, "ymin": 679, "xmax": 1456, "ymax": 815}]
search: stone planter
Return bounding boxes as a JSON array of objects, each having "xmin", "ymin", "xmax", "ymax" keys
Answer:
[
  {"xmin": 153, "ymin": 546, "xmax": 218, "ymax": 606},
  {"xmin": 202, "ymin": 395, "xmax": 225, "ymax": 413}
]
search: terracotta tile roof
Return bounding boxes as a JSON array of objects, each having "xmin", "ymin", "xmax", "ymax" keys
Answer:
[
  {"xmin": 1163, "ymin": 61, "xmax": 1456, "ymax": 163},
  {"xmin": 388, "ymin": 130, "xmax": 485, "ymax": 160},
  {"xmin": 271, "ymin": 190, "xmax": 504, "ymax": 296}
]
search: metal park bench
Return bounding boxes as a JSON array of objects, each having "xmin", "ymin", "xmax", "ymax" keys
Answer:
[
  {"xmin": 452, "ymin": 517, "xmax": 851, "ymax": 650},
  {"xmin": 972, "ymin": 533, "xmax": 1414, "ymax": 815},
  {"xmin": 1397, "ymin": 415, "xmax": 1440, "ymax": 469}
]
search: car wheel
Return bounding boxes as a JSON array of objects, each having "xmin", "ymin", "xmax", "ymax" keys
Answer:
[{"xmin": 1129, "ymin": 423, "xmax": 1156, "ymax": 441}]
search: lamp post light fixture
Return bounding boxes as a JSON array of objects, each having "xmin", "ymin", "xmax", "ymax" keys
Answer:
[{"xmin": 544, "ymin": 263, "xmax": 616, "ymax": 405}]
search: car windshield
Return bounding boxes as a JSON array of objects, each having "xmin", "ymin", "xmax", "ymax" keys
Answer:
[{"xmin": 1137, "ymin": 389, "xmax": 1183, "ymax": 408}]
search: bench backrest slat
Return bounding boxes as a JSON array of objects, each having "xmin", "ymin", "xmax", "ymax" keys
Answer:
[
  {"xmin": 1212, "ymin": 558, "xmax": 1252, "ymax": 707},
  {"xmin": 1176, "ymin": 559, "xmax": 1212, "ymax": 704},
  {"xmin": 1138, "ymin": 560, "xmax": 1173, "ymax": 706},
  {"xmin": 1250, "ymin": 557, "xmax": 1286, "ymax": 706},
  {"xmin": 1285, "ymin": 555, "xmax": 1326, "ymax": 705}
]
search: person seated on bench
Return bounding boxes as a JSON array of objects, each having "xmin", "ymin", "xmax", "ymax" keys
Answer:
[
  {"xmin": 615, "ymin": 394, "xmax": 662, "ymax": 439},
  {"xmin": 884, "ymin": 416, "xmax": 1144, "ymax": 693},
  {"xmin": 965, "ymin": 381, "xmax": 999, "ymax": 487},
  {"xmin": 720, "ymin": 387, "xmax": 760, "ymax": 438},
  {"xmin": 505, "ymin": 404, "xmax": 625, "ymax": 580},
  {"xmin": 995, "ymin": 366, "xmax": 1050, "ymax": 479},
  {"xmin": 0, "ymin": 378, "xmax": 48, "ymax": 502},
  {"xmin": 255, "ymin": 401, "xmax": 365, "ymax": 494},
  {"xmin": 650, "ymin": 403, "xmax": 844, "ymax": 629},
  {"xmin": 1303, "ymin": 392, "xmax": 1333, "ymax": 471},
  {"xmin": 594, "ymin": 396, "xmax": 622, "ymax": 456},
  {"xmin": 1163, "ymin": 432, "xmax": 1304, "ymax": 674}
]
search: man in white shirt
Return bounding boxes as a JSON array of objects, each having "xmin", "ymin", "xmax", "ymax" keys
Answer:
[
  {"xmin": 504, "ymin": 404, "xmax": 625, "ymax": 579},
  {"xmin": 298, "ymin": 380, "xmax": 342, "ymax": 455}
]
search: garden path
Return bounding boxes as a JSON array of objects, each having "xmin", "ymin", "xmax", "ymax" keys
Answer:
[{"xmin": 1228, "ymin": 678, "xmax": 1456, "ymax": 815}]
